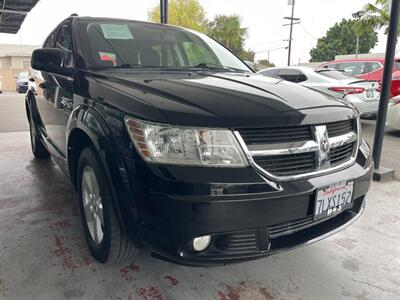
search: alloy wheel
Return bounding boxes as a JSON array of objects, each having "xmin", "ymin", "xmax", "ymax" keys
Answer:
[{"xmin": 81, "ymin": 165, "xmax": 104, "ymax": 244}]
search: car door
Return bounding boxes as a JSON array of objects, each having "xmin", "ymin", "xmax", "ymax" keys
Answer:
[{"xmin": 34, "ymin": 21, "xmax": 76, "ymax": 165}]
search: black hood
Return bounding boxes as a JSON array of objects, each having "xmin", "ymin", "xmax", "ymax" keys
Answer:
[{"xmin": 90, "ymin": 70, "xmax": 355, "ymax": 128}]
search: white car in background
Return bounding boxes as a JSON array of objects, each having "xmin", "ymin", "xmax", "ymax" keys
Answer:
[
  {"xmin": 386, "ymin": 96, "xmax": 400, "ymax": 130},
  {"xmin": 258, "ymin": 67, "xmax": 380, "ymax": 118}
]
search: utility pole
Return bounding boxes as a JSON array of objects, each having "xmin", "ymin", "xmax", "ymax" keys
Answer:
[
  {"xmin": 160, "ymin": 0, "xmax": 168, "ymax": 24},
  {"xmin": 371, "ymin": 0, "xmax": 399, "ymax": 181},
  {"xmin": 284, "ymin": 0, "xmax": 300, "ymax": 66},
  {"xmin": 352, "ymin": 11, "xmax": 365, "ymax": 58}
]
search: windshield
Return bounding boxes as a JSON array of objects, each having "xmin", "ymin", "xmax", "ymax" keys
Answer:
[
  {"xmin": 18, "ymin": 72, "xmax": 29, "ymax": 80},
  {"xmin": 79, "ymin": 19, "xmax": 251, "ymax": 72},
  {"xmin": 315, "ymin": 69, "xmax": 355, "ymax": 80}
]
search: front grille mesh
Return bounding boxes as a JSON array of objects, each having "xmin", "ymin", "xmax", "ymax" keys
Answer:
[
  {"xmin": 254, "ymin": 152, "xmax": 316, "ymax": 176},
  {"xmin": 330, "ymin": 142, "xmax": 355, "ymax": 167},
  {"xmin": 215, "ymin": 230, "xmax": 258, "ymax": 254},
  {"xmin": 239, "ymin": 119, "xmax": 357, "ymax": 178},
  {"xmin": 268, "ymin": 216, "xmax": 314, "ymax": 238},
  {"xmin": 327, "ymin": 120, "xmax": 354, "ymax": 137},
  {"xmin": 239, "ymin": 126, "xmax": 312, "ymax": 144}
]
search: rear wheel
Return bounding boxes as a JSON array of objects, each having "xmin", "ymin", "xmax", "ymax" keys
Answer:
[
  {"xmin": 29, "ymin": 118, "xmax": 50, "ymax": 159},
  {"xmin": 77, "ymin": 146, "xmax": 138, "ymax": 263}
]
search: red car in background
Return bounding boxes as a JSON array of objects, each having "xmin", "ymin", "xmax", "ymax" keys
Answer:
[{"xmin": 320, "ymin": 58, "xmax": 400, "ymax": 98}]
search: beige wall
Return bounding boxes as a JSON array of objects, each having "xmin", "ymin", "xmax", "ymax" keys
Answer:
[
  {"xmin": 10, "ymin": 56, "xmax": 31, "ymax": 69},
  {"xmin": 0, "ymin": 68, "xmax": 29, "ymax": 91},
  {"xmin": 0, "ymin": 57, "xmax": 11, "ymax": 69}
]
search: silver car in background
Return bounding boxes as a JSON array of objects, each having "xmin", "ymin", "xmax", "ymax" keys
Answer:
[{"xmin": 258, "ymin": 66, "xmax": 380, "ymax": 117}]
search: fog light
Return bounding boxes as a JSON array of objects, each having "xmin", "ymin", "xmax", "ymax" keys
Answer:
[{"xmin": 193, "ymin": 235, "xmax": 211, "ymax": 252}]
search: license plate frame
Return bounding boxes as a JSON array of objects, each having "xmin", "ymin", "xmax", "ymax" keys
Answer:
[{"xmin": 314, "ymin": 181, "xmax": 354, "ymax": 221}]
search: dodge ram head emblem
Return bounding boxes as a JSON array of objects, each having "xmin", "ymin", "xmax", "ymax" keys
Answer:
[
  {"xmin": 314, "ymin": 125, "xmax": 331, "ymax": 169},
  {"xmin": 320, "ymin": 139, "xmax": 330, "ymax": 153}
]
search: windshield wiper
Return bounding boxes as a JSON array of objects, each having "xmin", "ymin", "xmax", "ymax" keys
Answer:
[
  {"xmin": 191, "ymin": 63, "xmax": 246, "ymax": 72},
  {"xmin": 92, "ymin": 64, "xmax": 165, "ymax": 70}
]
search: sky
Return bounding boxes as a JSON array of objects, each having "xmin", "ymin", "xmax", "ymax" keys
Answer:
[{"xmin": 0, "ymin": 0, "xmax": 392, "ymax": 66}]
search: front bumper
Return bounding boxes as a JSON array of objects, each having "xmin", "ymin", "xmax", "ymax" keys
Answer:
[
  {"xmin": 17, "ymin": 84, "xmax": 28, "ymax": 92},
  {"xmin": 122, "ymin": 140, "xmax": 373, "ymax": 266}
]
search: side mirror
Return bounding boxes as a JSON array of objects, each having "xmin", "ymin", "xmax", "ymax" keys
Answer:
[{"xmin": 31, "ymin": 48, "xmax": 70, "ymax": 75}]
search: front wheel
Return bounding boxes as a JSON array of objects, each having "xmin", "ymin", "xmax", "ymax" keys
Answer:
[{"xmin": 77, "ymin": 146, "xmax": 138, "ymax": 263}]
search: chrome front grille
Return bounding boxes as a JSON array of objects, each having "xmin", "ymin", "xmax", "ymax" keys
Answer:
[{"xmin": 236, "ymin": 119, "xmax": 359, "ymax": 180}]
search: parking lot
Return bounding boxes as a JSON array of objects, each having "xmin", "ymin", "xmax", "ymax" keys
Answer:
[{"xmin": 0, "ymin": 92, "xmax": 399, "ymax": 300}]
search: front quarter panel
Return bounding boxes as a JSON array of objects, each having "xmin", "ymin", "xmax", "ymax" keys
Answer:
[{"xmin": 66, "ymin": 103, "xmax": 139, "ymax": 234}]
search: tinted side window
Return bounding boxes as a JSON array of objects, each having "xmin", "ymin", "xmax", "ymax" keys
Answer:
[
  {"xmin": 55, "ymin": 23, "xmax": 73, "ymax": 66},
  {"xmin": 259, "ymin": 69, "xmax": 278, "ymax": 78},
  {"xmin": 324, "ymin": 63, "xmax": 339, "ymax": 70},
  {"xmin": 395, "ymin": 60, "xmax": 400, "ymax": 71},
  {"xmin": 369, "ymin": 62, "xmax": 382, "ymax": 72},
  {"xmin": 44, "ymin": 30, "xmax": 57, "ymax": 48},
  {"xmin": 339, "ymin": 62, "xmax": 368, "ymax": 75},
  {"xmin": 297, "ymin": 72, "xmax": 308, "ymax": 83},
  {"xmin": 277, "ymin": 69, "xmax": 300, "ymax": 82}
]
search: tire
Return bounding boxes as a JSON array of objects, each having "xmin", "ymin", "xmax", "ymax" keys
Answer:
[
  {"xmin": 77, "ymin": 146, "xmax": 138, "ymax": 263},
  {"xmin": 29, "ymin": 118, "xmax": 50, "ymax": 159}
]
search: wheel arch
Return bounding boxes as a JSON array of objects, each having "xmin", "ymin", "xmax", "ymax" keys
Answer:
[{"xmin": 66, "ymin": 106, "xmax": 134, "ymax": 231}]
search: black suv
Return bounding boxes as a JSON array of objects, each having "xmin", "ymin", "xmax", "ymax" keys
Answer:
[{"xmin": 26, "ymin": 16, "xmax": 373, "ymax": 266}]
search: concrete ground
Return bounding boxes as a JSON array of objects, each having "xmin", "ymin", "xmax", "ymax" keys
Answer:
[{"xmin": 0, "ymin": 92, "xmax": 399, "ymax": 300}]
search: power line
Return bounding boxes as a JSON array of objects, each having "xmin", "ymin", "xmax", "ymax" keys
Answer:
[
  {"xmin": 255, "ymin": 45, "xmax": 287, "ymax": 54},
  {"xmin": 300, "ymin": 24, "xmax": 318, "ymax": 41},
  {"xmin": 248, "ymin": 39, "xmax": 285, "ymax": 48}
]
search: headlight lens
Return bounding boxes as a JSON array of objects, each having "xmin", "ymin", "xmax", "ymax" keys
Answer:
[{"xmin": 125, "ymin": 117, "xmax": 248, "ymax": 167}]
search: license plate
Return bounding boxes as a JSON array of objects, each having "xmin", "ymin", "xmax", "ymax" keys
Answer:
[
  {"xmin": 314, "ymin": 181, "xmax": 353, "ymax": 220},
  {"xmin": 366, "ymin": 88, "xmax": 374, "ymax": 98}
]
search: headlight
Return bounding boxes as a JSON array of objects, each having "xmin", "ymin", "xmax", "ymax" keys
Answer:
[{"xmin": 125, "ymin": 117, "xmax": 248, "ymax": 167}]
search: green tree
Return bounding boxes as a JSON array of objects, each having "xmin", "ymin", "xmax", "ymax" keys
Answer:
[
  {"xmin": 353, "ymin": 0, "xmax": 399, "ymax": 36},
  {"xmin": 148, "ymin": 0, "xmax": 208, "ymax": 33},
  {"xmin": 310, "ymin": 19, "xmax": 378, "ymax": 62},
  {"xmin": 207, "ymin": 15, "xmax": 248, "ymax": 56},
  {"xmin": 256, "ymin": 59, "xmax": 275, "ymax": 68},
  {"xmin": 240, "ymin": 49, "xmax": 255, "ymax": 62}
]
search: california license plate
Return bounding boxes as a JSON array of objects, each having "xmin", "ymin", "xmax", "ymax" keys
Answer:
[{"xmin": 314, "ymin": 181, "xmax": 354, "ymax": 220}]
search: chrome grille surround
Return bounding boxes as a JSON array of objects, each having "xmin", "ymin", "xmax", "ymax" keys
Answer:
[{"xmin": 234, "ymin": 118, "xmax": 360, "ymax": 181}]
